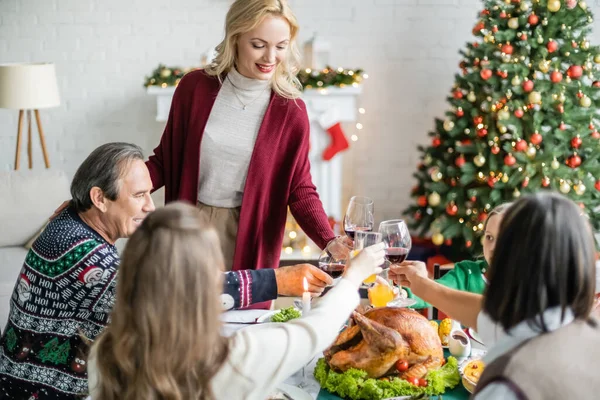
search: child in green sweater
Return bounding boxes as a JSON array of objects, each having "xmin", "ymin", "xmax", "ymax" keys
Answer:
[{"xmin": 404, "ymin": 202, "xmax": 512, "ymax": 309}]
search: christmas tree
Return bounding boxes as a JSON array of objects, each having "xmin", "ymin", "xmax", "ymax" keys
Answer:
[{"xmin": 406, "ymin": 0, "xmax": 600, "ymax": 260}]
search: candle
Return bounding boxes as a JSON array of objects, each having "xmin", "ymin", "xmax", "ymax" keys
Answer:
[{"xmin": 302, "ymin": 277, "xmax": 311, "ymax": 314}]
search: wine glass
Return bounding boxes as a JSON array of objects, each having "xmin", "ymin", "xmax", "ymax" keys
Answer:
[
  {"xmin": 379, "ymin": 219, "xmax": 416, "ymax": 308},
  {"xmin": 344, "ymin": 196, "xmax": 374, "ymax": 240},
  {"xmin": 353, "ymin": 231, "xmax": 382, "ymax": 285},
  {"xmin": 317, "ymin": 240, "xmax": 349, "ymax": 286}
]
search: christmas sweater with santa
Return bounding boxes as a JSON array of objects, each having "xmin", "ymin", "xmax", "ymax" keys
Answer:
[{"xmin": 0, "ymin": 206, "xmax": 118, "ymax": 399}]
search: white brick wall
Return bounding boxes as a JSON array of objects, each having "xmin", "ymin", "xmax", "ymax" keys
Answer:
[{"xmin": 2, "ymin": 0, "xmax": 600, "ymax": 223}]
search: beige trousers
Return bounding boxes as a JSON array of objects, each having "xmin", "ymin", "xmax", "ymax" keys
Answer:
[{"xmin": 197, "ymin": 201, "xmax": 241, "ymax": 271}]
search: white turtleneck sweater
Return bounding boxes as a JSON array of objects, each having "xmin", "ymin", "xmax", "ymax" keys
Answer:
[{"xmin": 198, "ymin": 68, "xmax": 272, "ymax": 208}]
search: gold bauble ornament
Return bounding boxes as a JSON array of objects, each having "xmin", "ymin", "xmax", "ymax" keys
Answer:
[
  {"xmin": 498, "ymin": 109, "xmax": 510, "ymax": 120},
  {"xmin": 537, "ymin": 36, "xmax": 544, "ymax": 44},
  {"xmin": 580, "ymin": 96, "xmax": 592, "ymax": 108},
  {"xmin": 551, "ymin": 158, "xmax": 560, "ymax": 170},
  {"xmin": 498, "ymin": 124, "xmax": 508, "ymax": 133},
  {"xmin": 428, "ymin": 191, "xmax": 441, "ymax": 206},
  {"xmin": 581, "ymin": 40, "xmax": 590, "ymax": 50},
  {"xmin": 575, "ymin": 183, "xmax": 587, "ymax": 195},
  {"xmin": 528, "ymin": 91, "xmax": 542, "ymax": 104},
  {"xmin": 480, "ymin": 102, "xmax": 490, "ymax": 112},
  {"xmin": 560, "ymin": 181, "xmax": 571, "ymax": 194},
  {"xmin": 508, "ymin": 17, "xmax": 519, "ymax": 30},
  {"xmin": 552, "ymin": 93, "xmax": 559, "ymax": 101},
  {"xmin": 580, "ymin": 1, "xmax": 588, "ymax": 10},
  {"xmin": 565, "ymin": 76, "xmax": 572, "ymax": 83},
  {"xmin": 432, "ymin": 233, "xmax": 444, "ymax": 246},
  {"xmin": 502, "ymin": 174, "xmax": 510, "ymax": 183},
  {"xmin": 565, "ymin": 51, "xmax": 571, "ymax": 57},
  {"xmin": 467, "ymin": 92, "xmax": 476, "ymax": 102},
  {"xmin": 520, "ymin": 1, "xmax": 529, "ymax": 11},
  {"xmin": 443, "ymin": 119, "xmax": 455, "ymax": 131},
  {"xmin": 539, "ymin": 60, "xmax": 550, "ymax": 73},
  {"xmin": 431, "ymin": 170, "xmax": 443, "ymax": 182},
  {"xmin": 474, "ymin": 154, "xmax": 486, "ymax": 167},
  {"xmin": 502, "ymin": 54, "xmax": 512, "ymax": 63},
  {"xmin": 594, "ymin": 54, "xmax": 600, "ymax": 64},
  {"xmin": 160, "ymin": 68, "xmax": 172, "ymax": 78},
  {"xmin": 423, "ymin": 154, "xmax": 433, "ymax": 166},
  {"xmin": 558, "ymin": 92, "xmax": 566, "ymax": 102},
  {"xmin": 542, "ymin": 18, "xmax": 549, "ymax": 26},
  {"xmin": 513, "ymin": 188, "xmax": 521, "ymax": 198},
  {"xmin": 512, "ymin": 76, "xmax": 522, "ymax": 86},
  {"xmin": 547, "ymin": 0, "xmax": 561, "ymax": 12},
  {"xmin": 584, "ymin": 61, "xmax": 593, "ymax": 70},
  {"xmin": 526, "ymin": 146, "xmax": 537, "ymax": 158}
]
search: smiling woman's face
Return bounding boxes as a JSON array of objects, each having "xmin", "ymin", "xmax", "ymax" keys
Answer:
[{"xmin": 235, "ymin": 15, "xmax": 291, "ymax": 80}]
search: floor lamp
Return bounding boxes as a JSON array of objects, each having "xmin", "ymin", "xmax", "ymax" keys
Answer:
[{"xmin": 0, "ymin": 63, "xmax": 60, "ymax": 170}]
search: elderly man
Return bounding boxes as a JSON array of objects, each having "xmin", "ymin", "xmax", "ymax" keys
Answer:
[{"xmin": 0, "ymin": 142, "xmax": 331, "ymax": 399}]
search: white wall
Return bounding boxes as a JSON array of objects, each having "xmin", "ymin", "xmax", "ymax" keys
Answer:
[{"xmin": 2, "ymin": 0, "xmax": 600, "ymax": 223}]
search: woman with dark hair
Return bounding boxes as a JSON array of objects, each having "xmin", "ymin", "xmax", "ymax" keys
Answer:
[{"xmin": 390, "ymin": 192, "xmax": 600, "ymax": 399}]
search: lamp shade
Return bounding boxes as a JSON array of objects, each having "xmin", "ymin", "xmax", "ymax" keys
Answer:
[{"xmin": 0, "ymin": 63, "xmax": 60, "ymax": 110}]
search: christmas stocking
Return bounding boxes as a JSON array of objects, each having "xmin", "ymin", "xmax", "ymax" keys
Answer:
[{"xmin": 322, "ymin": 122, "xmax": 349, "ymax": 161}]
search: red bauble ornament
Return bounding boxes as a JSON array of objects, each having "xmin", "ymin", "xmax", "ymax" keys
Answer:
[
  {"xmin": 487, "ymin": 176, "xmax": 496, "ymax": 187},
  {"xmin": 589, "ymin": 123, "xmax": 595, "ymax": 130},
  {"xmin": 515, "ymin": 139, "xmax": 528, "ymax": 151},
  {"xmin": 542, "ymin": 176, "xmax": 551, "ymax": 187},
  {"xmin": 547, "ymin": 41, "xmax": 558, "ymax": 53},
  {"xmin": 491, "ymin": 145, "xmax": 500, "ymax": 154},
  {"xmin": 557, "ymin": 104, "xmax": 565, "ymax": 113},
  {"xmin": 473, "ymin": 42, "xmax": 479, "ymax": 48},
  {"xmin": 592, "ymin": 131, "xmax": 600, "ymax": 139},
  {"xmin": 568, "ymin": 154, "xmax": 582, "ymax": 168},
  {"xmin": 472, "ymin": 22, "xmax": 485, "ymax": 35},
  {"xmin": 520, "ymin": 33, "xmax": 528, "ymax": 40},
  {"xmin": 480, "ymin": 69, "xmax": 493, "ymax": 80},
  {"xmin": 501, "ymin": 44, "xmax": 514, "ymax": 54},
  {"xmin": 478, "ymin": 212, "xmax": 488, "ymax": 222},
  {"xmin": 417, "ymin": 196, "xmax": 427, "ymax": 207},
  {"xmin": 550, "ymin": 71, "xmax": 563, "ymax": 83},
  {"xmin": 492, "ymin": 25, "xmax": 499, "ymax": 33},
  {"xmin": 461, "ymin": 139, "xmax": 472, "ymax": 145},
  {"xmin": 522, "ymin": 80, "xmax": 534, "ymax": 92},
  {"xmin": 455, "ymin": 155, "xmax": 466, "ymax": 167},
  {"xmin": 456, "ymin": 108, "xmax": 464, "ymax": 117},
  {"xmin": 473, "ymin": 116, "xmax": 483, "ymax": 125},
  {"xmin": 499, "ymin": 11, "xmax": 507, "ymax": 18},
  {"xmin": 477, "ymin": 128, "xmax": 488, "ymax": 137},
  {"xmin": 432, "ymin": 137, "xmax": 441, "ymax": 147},
  {"xmin": 504, "ymin": 154, "xmax": 517, "ymax": 166},
  {"xmin": 593, "ymin": 81, "xmax": 600, "ymax": 88},
  {"xmin": 522, "ymin": 177, "xmax": 530, "ymax": 188},
  {"xmin": 559, "ymin": 122, "xmax": 566, "ymax": 130},
  {"xmin": 571, "ymin": 136, "xmax": 582, "ymax": 148},
  {"xmin": 453, "ymin": 90, "xmax": 463, "ymax": 99},
  {"xmin": 528, "ymin": 14, "xmax": 539, "ymax": 25},
  {"xmin": 567, "ymin": 65, "xmax": 583, "ymax": 79},
  {"xmin": 446, "ymin": 203, "xmax": 458, "ymax": 216},
  {"xmin": 470, "ymin": 196, "xmax": 477, "ymax": 202},
  {"xmin": 415, "ymin": 211, "xmax": 422, "ymax": 221},
  {"xmin": 514, "ymin": 108, "xmax": 524, "ymax": 118},
  {"xmin": 530, "ymin": 132, "xmax": 543, "ymax": 144},
  {"xmin": 451, "ymin": 178, "xmax": 457, "ymax": 187},
  {"xmin": 481, "ymin": 9, "xmax": 490, "ymax": 16},
  {"xmin": 572, "ymin": 41, "xmax": 578, "ymax": 48},
  {"xmin": 497, "ymin": 70, "xmax": 508, "ymax": 79},
  {"xmin": 444, "ymin": 239, "xmax": 452, "ymax": 246},
  {"xmin": 466, "ymin": 240, "xmax": 473, "ymax": 248},
  {"xmin": 595, "ymin": 180, "xmax": 600, "ymax": 191},
  {"xmin": 577, "ymin": 91, "xmax": 584, "ymax": 98}
]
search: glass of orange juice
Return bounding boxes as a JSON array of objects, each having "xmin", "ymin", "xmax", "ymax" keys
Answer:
[
  {"xmin": 353, "ymin": 231, "xmax": 383, "ymax": 284},
  {"xmin": 368, "ymin": 282, "xmax": 395, "ymax": 307}
]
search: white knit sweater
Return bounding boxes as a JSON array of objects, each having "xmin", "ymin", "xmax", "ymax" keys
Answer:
[{"xmin": 197, "ymin": 68, "xmax": 272, "ymax": 208}]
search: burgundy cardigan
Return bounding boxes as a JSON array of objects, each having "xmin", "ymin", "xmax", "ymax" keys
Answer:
[{"xmin": 146, "ymin": 70, "xmax": 335, "ymax": 279}]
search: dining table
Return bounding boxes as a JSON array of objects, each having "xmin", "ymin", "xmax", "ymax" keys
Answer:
[{"xmin": 221, "ymin": 301, "xmax": 484, "ymax": 400}]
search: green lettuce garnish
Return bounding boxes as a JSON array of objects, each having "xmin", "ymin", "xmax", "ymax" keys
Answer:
[
  {"xmin": 314, "ymin": 356, "xmax": 460, "ymax": 400},
  {"xmin": 270, "ymin": 306, "xmax": 302, "ymax": 323}
]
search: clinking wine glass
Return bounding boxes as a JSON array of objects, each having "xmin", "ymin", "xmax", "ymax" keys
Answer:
[
  {"xmin": 353, "ymin": 231, "xmax": 382, "ymax": 285},
  {"xmin": 379, "ymin": 219, "xmax": 416, "ymax": 308},
  {"xmin": 317, "ymin": 240, "xmax": 349, "ymax": 286},
  {"xmin": 344, "ymin": 196, "xmax": 374, "ymax": 240}
]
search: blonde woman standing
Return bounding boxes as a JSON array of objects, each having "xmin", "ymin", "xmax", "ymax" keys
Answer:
[
  {"xmin": 87, "ymin": 203, "xmax": 384, "ymax": 400},
  {"xmin": 146, "ymin": 0, "xmax": 341, "ymax": 306}
]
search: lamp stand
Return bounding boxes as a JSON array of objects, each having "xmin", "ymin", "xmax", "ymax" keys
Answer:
[{"xmin": 14, "ymin": 109, "xmax": 51, "ymax": 170}]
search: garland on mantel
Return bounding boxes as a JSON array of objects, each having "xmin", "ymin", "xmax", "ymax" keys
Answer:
[{"xmin": 144, "ymin": 64, "xmax": 367, "ymax": 90}]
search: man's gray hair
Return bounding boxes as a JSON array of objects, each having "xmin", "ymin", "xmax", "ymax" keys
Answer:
[{"xmin": 70, "ymin": 142, "xmax": 144, "ymax": 212}]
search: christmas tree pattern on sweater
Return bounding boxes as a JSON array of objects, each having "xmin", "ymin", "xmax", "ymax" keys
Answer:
[{"xmin": 0, "ymin": 206, "xmax": 119, "ymax": 399}]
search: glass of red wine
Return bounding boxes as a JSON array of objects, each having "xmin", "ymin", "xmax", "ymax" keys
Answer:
[
  {"xmin": 318, "ymin": 240, "xmax": 350, "ymax": 285},
  {"xmin": 378, "ymin": 219, "xmax": 416, "ymax": 308},
  {"xmin": 344, "ymin": 196, "xmax": 374, "ymax": 241}
]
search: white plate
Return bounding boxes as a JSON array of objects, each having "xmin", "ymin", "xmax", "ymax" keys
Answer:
[
  {"xmin": 468, "ymin": 327, "xmax": 485, "ymax": 346},
  {"xmin": 256, "ymin": 309, "xmax": 302, "ymax": 323},
  {"xmin": 267, "ymin": 383, "xmax": 312, "ymax": 400}
]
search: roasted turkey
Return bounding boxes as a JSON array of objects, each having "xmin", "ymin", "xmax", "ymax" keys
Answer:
[{"xmin": 324, "ymin": 307, "xmax": 443, "ymax": 379}]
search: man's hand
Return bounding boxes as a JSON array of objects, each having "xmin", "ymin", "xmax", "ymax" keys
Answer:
[
  {"xmin": 389, "ymin": 260, "xmax": 429, "ymax": 289},
  {"xmin": 274, "ymin": 264, "xmax": 334, "ymax": 297}
]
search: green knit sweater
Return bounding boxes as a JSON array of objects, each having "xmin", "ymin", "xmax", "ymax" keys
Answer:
[{"xmin": 406, "ymin": 259, "xmax": 488, "ymax": 309}]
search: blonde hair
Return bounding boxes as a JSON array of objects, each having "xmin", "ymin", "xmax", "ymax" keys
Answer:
[
  {"xmin": 205, "ymin": 0, "xmax": 302, "ymax": 99},
  {"xmin": 91, "ymin": 203, "xmax": 229, "ymax": 400}
]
